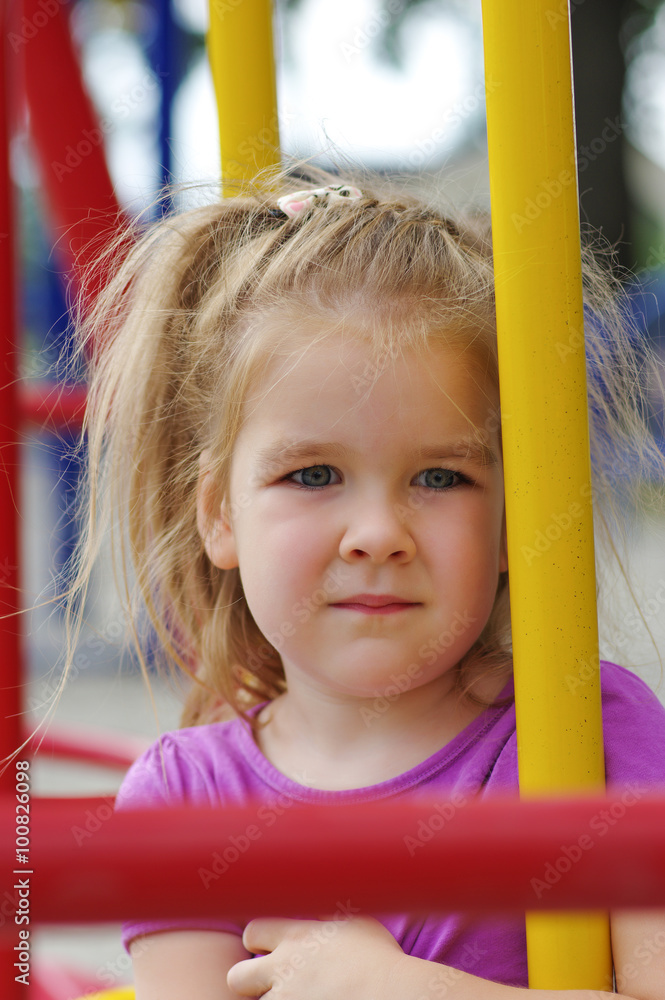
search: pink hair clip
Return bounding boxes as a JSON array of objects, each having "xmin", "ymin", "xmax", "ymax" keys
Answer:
[{"xmin": 276, "ymin": 184, "xmax": 363, "ymax": 219}]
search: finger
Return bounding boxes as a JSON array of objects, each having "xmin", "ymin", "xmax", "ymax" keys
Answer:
[
  {"xmin": 242, "ymin": 917, "xmax": 318, "ymax": 954},
  {"xmin": 227, "ymin": 955, "xmax": 272, "ymax": 997}
]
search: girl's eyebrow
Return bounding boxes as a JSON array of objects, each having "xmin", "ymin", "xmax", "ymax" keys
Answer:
[
  {"xmin": 254, "ymin": 439, "xmax": 498, "ymax": 472},
  {"xmin": 418, "ymin": 443, "xmax": 499, "ymax": 467},
  {"xmin": 254, "ymin": 441, "xmax": 353, "ymax": 474}
]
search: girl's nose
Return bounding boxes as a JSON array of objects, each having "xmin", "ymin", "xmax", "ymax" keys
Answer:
[{"xmin": 338, "ymin": 498, "xmax": 417, "ymax": 564}]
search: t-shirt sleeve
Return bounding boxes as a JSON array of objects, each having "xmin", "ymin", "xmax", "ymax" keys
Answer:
[
  {"xmin": 601, "ymin": 661, "xmax": 665, "ymax": 791},
  {"xmin": 115, "ymin": 733, "xmax": 245, "ymax": 951},
  {"xmin": 481, "ymin": 662, "xmax": 665, "ymax": 797}
]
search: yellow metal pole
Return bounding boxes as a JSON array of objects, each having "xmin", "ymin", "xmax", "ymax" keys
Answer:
[
  {"xmin": 480, "ymin": 0, "xmax": 612, "ymax": 989},
  {"xmin": 207, "ymin": 0, "xmax": 281, "ymax": 193}
]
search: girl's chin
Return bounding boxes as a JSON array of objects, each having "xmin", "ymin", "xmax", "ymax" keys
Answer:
[{"xmin": 284, "ymin": 669, "xmax": 448, "ymax": 702}]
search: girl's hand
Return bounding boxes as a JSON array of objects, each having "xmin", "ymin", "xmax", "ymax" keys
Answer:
[{"xmin": 227, "ymin": 914, "xmax": 409, "ymax": 999}]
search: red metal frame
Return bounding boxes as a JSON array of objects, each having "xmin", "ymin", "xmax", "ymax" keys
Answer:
[
  {"xmin": 1, "ymin": 9, "xmax": 26, "ymax": 998},
  {"xmin": 26, "ymin": 725, "xmax": 149, "ymax": 771},
  {"xmin": 21, "ymin": 0, "xmax": 127, "ymax": 310},
  {"xmin": 0, "ymin": 0, "xmax": 23, "ymax": 785},
  {"xmin": 2, "ymin": 5, "xmax": 130, "ymax": 997},
  {"xmin": 2, "ymin": 796, "xmax": 664, "ymax": 934},
  {"xmin": 20, "ymin": 382, "xmax": 87, "ymax": 432}
]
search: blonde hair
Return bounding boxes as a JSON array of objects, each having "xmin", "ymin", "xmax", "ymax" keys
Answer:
[{"xmin": 64, "ymin": 163, "xmax": 665, "ymax": 728}]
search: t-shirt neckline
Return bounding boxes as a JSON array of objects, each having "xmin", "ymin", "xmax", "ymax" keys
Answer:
[{"xmin": 233, "ymin": 676, "xmax": 515, "ymax": 803}]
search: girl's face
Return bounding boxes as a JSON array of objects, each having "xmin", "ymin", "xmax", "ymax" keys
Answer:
[{"xmin": 200, "ymin": 332, "xmax": 507, "ymax": 702}]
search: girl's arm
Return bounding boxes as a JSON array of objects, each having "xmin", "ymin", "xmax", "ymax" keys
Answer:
[
  {"xmin": 227, "ymin": 910, "xmax": 665, "ymax": 1000},
  {"xmin": 130, "ymin": 929, "xmax": 250, "ymax": 1000},
  {"xmin": 612, "ymin": 909, "xmax": 665, "ymax": 998}
]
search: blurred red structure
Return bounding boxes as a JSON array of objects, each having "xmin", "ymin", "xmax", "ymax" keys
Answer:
[
  {"xmin": 6, "ymin": 796, "xmax": 665, "ymax": 931},
  {"xmin": 1, "ymin": 3, "xmax": 130, "ymax": 997}
]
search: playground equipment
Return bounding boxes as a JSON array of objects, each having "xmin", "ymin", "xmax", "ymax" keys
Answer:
[
  {"xmin": 1, "ymin": 0, "xmax": 663, "ymax": 997},
  {"xmin": 481, "ymin": 1, "xmax": 610, "ymax": 986},
  {"xmin": 209, "ymin": 0, "xmax": 280, "ymax": 193}
]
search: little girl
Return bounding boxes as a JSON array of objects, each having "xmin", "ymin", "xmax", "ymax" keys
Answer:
[{"xmin": 69, "ymin": 167, "xmax": 665, "ymax": 998}]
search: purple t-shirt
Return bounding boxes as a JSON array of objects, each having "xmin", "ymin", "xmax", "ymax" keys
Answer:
[{"xmin": 116, "ymin": 661, "xmax": 665, "ymax": 988}]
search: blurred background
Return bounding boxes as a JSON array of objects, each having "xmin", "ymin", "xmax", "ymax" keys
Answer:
[{"xmin": 7, "ymin": 0, "xmax": 665, "ymax": 994}]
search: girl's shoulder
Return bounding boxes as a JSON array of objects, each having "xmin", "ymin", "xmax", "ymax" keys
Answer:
[
  {"xmin": 599, "ymin": 660, "xmax": 665, "ymax": 790},
  {"xmin": 600, "ymin": 657, "xmax": 662, "ymax": 693},
  {"xmin": 600, "ymin": 658, "xmax": 665, "ymax": 715},
  {"xmin": 115, "ymin": 710, "xmax": 265, "ymax": 810}
]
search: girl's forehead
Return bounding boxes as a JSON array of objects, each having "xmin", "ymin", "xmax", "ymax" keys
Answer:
[{"xmin": 240, "ymin": 334, "xmax": 500, "ymax": 441}]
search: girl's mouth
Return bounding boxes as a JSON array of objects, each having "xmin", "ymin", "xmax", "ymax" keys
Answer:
[{"xmin": 331, "ymin": 594, "xmax": 420, "ymax": 615}]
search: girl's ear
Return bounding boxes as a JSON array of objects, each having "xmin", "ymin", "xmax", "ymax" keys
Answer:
[{"xmin": 196, "ymin": 450, "xmax": 239, "ymax": 570}]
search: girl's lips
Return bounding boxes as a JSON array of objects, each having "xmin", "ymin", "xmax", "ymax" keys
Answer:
[
  {"xmin": 333, "ymin": 603, "xmax": 417, "ymax": 615},
  {"xmin": 331, "ymin": 594, "xmax": 420, "ymax": 615}
]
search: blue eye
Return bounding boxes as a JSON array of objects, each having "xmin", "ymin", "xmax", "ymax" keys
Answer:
[
  {"xmin": 416, "ymin": 468, "xmax": 464, "ymax": 489},
  {"xmin": 290, "ymin": 465, "xmax": 338, "ymax": 489}
]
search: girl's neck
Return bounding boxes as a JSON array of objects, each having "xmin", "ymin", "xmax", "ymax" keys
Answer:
[{"xmin": 255, "ymin": 670, "xmax": 509, "ymax": 791}]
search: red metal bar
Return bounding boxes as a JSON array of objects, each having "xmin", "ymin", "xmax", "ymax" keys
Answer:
[
  {"xmin": 21, "ymin": 0, "xmax": 128, "ymax": 311},
  {"xmin": 20, "ymin": 381, "xmax": 87, "ymax": 431},
  {"xmin": 27, "ymin": 725, "xmax": 149, "ymax": 770},
  {"xmin": 1, "ymin": 796, "xmax": 664, "ymax": 933},
  {"xmin": 1, "ymin": 5, "xmax": 25, "ymax": 997},
  {"xmin": 0, "ymin": 0, "xmax": 22, "ymax": 779}
]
